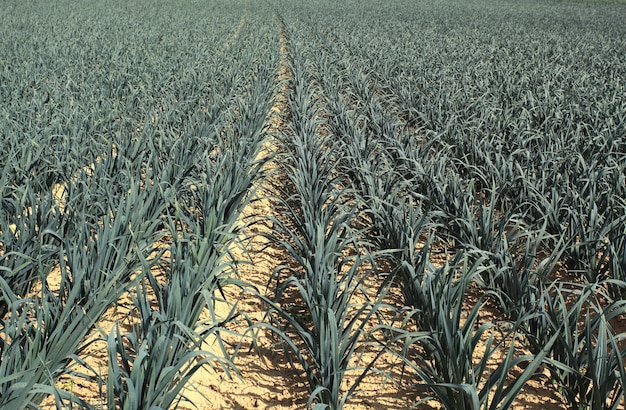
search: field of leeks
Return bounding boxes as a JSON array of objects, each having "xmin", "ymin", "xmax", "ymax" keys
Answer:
[{"xmin": 2, "ymin": 0, "xmax": 626, "ymax": 408}]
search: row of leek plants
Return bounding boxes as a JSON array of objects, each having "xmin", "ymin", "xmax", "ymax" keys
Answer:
[
  {"xmin": 249, "ymin": 19, "xmax": 391, "ymax": 409},
  {"xmin": 104, "ymin": 15, "xmax": 279, "ymax": 410}
]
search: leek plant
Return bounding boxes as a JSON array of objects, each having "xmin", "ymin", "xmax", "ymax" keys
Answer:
[
  {"xmin": 0, "ymin": 182, "xmax": 59, "ymax": 319},
  {"xmin": 106, "ymin": 213, "xmax": 238, "ymax": 410},
  {"xmin": 522, "ymin": 281, "xmax": 626, "ymax": 409},
  {"xmin": 393, "ymin": 255, "xmax": 556, "ymax": 410}
]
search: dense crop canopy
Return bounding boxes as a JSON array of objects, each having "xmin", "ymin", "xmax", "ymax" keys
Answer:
[{"xmin": 1, "ymin": 0, "xmax": 626, "ymax": 408}]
